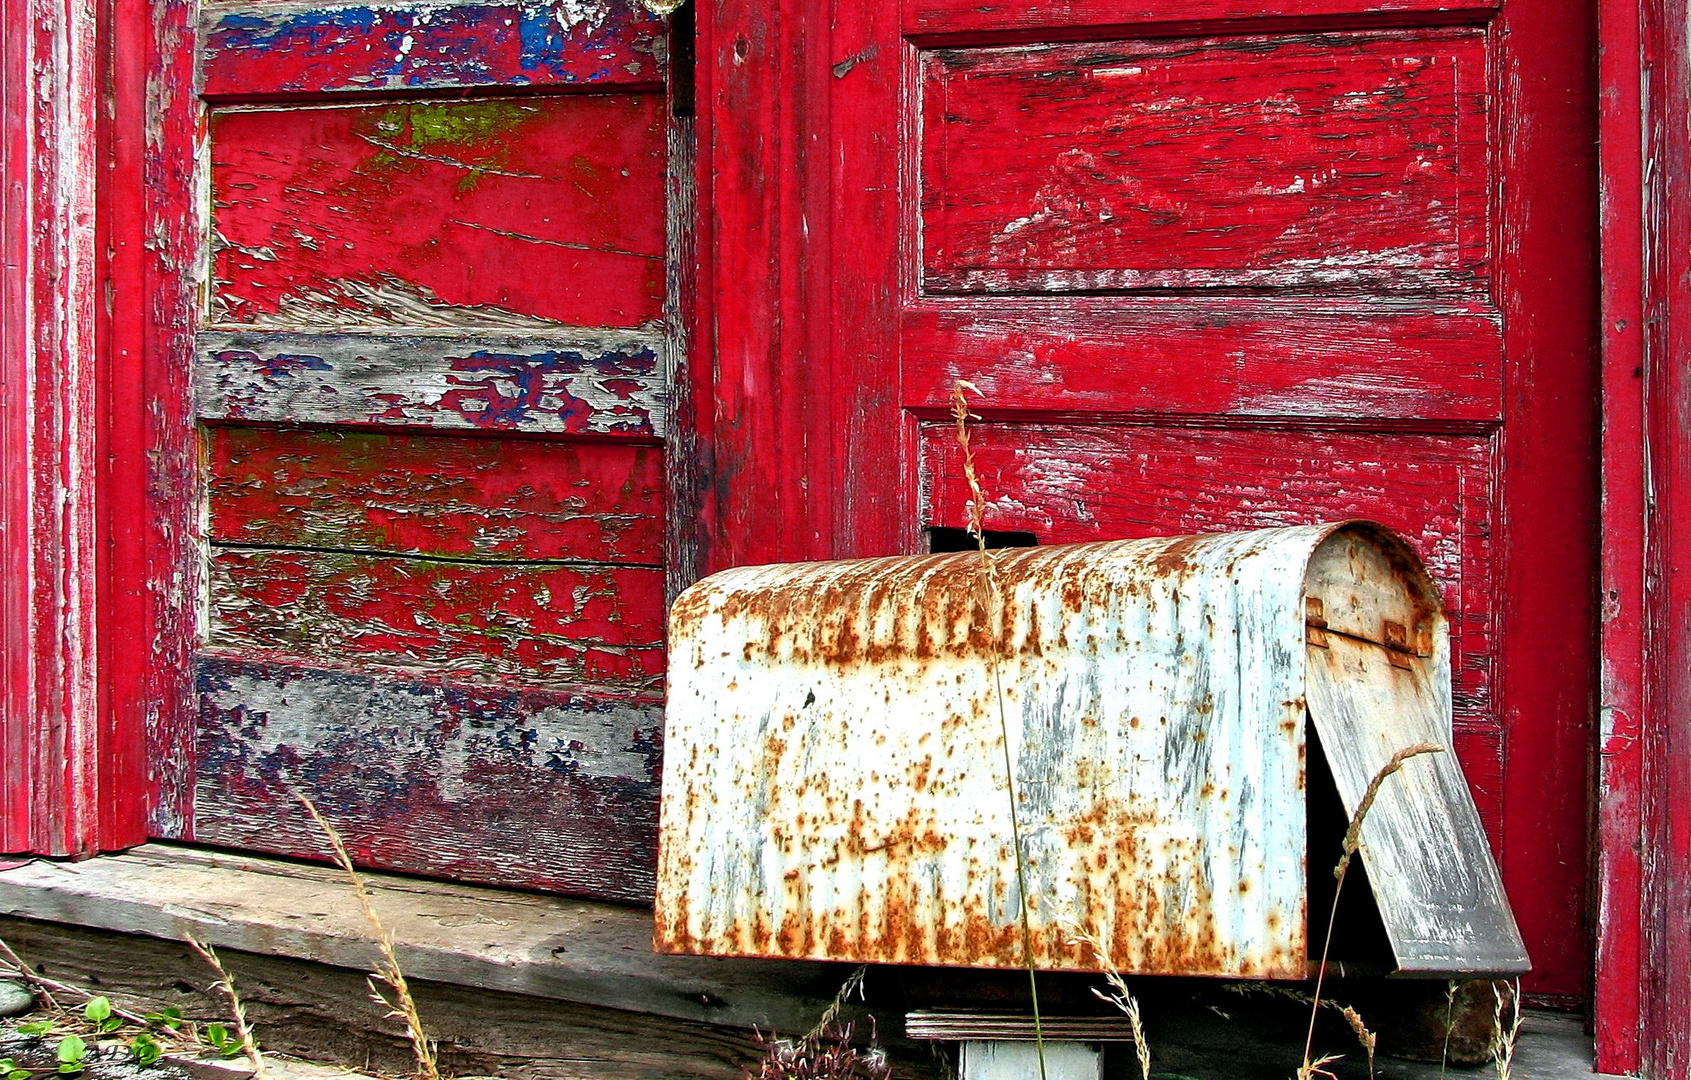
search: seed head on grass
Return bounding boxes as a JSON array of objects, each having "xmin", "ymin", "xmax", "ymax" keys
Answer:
[
  {"xmin": 292, "ymin": 789, "xmax": 440, "ymax": 1080},
  {"xmin": 186, "ymin": 937, "xmax": 269, "ymax": 1080},
  {"xmin": 1302, "ymin": 742, "xmax": 1444, "ymax": 1080},
  {"xmin": 1220, "ymin": 984, "xmax": 1376, "ymax": 1078},
  {"xmin": 1490, "ymin": 980, "xmax": 1522, "ymax": 1080},
  {"xmin": 1064, "ymin": 924, "xmax": 1150, "ymax": 1080}
]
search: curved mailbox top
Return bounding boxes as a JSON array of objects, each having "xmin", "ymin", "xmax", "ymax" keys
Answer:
[{"xmin": 654, "ymin": 522, "xmax": 1526, "ymax": 979}]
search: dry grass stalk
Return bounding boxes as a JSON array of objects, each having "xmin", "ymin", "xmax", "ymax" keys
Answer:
[
  {"xmin": 745, "ymin": 1022, "xmax": 889, "ymax": 1080},
  {"xmin": 748, "ymin": 967, "xmax": 885, "ymax": 1080},
  {"xmin": 1490, "ymin": 980, "xmax": 1522, "ymax": 1080},
  {"xmin": 951, "ymin": 379, "xmax": 1047, "ymax": 1080},
  {"xmin": 1065, "ymin": 926, "xmax": 1151, "ymax": 1080},
  {"xmin": 1302, "ymin": 742, "xmax": 1445, "ymax": 1079},
  {"xmin": 186, "ymin": 937, "xmax": 269, "ymax": 1080},
  {"xmin": 1297, "ymin": 1052, "xmax": 1342, "ymax": 1080},
  {"xmin": 1440, "ymin": 979, "xmax": 1458, "ymax": 1079},
  {"xmin": 293, "ymin": 790, "xmax": 441, "ymax": 1080},
  {"xmin": 1220, "ymin": 984, "xmax": 1375, "ymax": 1078},
  {"xmin": 802, "ymin": 966, "xmax": 868, "ymax": 1047}
]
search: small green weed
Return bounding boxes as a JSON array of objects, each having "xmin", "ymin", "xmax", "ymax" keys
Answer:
[
  {"xmin": 81, "ymin": 999, "xmax": 120, "ymax": 1037},
  {"xmin": 1, "ymin": 940, "xmax": 204, "ymax": 1077},
  {"xmin": 53, "ymin": 1035, "xmax": 86, "ymax": 1075},
  {"xmin": 127, "ymin": 1034, "xmax": 163, "ymax": 1067},
  {"xmin": 200, "ymin": 1023, "xmax": 242, "ymax": 1059}
]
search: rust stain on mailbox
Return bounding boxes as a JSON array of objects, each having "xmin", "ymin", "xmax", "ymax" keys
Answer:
[{"xmin": 654, "ymin": 522, "xmax": 1526, "ymax": 979}]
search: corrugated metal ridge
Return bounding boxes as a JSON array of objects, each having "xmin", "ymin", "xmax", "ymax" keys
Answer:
[
  {"xmin": 668, "ymin": 524, "xmax": 1356, "ymax": 662},
  {"xmin": 658, "ymin": 524, "xmax": 1351, "ymax": 978}
]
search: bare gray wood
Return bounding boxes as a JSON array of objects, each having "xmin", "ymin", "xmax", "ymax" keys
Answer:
[
  {"xmin": 195, "ymin": 328, "xmax": 667, "ymax": 437},
  {"xmin": 0, "ymin": 915, "xmax": 770, "ymax": 1080},
  {"xmin": 1304, "ymin": 635, "xmax": 1528, "ymax": 975},
  {"xmin": 0, "ymin": 845, "xmax": 847, "ymax": 1032}
]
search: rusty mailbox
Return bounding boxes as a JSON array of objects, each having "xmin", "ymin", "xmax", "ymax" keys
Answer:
[{"xmin": 654, "ymin": 522, "xmax": 1527, "ymax": 980}]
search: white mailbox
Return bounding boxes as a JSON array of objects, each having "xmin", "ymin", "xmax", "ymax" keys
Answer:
[{"xmin": 655, "ymin": 522, "xmax": 1526, "ymax": 981}]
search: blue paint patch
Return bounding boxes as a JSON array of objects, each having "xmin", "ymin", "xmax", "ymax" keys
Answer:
[
  {"xmin": 204, "ymin": 1, "xmax": 662, "ymax": 95},
  {"xmin": 217, "ymin": 349, "xmax": 333, "ymax": 379}
]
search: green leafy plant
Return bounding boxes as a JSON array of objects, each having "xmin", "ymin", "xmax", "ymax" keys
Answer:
[
  {"xmin": 200, "ymin": 1021, "xmax": 243, "ymax": 1059},
  {"xmin": 53, "ymin": 1035, "xmax": 86, "ymax": 1075},
  {"xmin": 81, "ymin": 998, "xmax": 121, "ymax": 1036},
  {"xmin": 1, "ymin": 935, "xmax": 204, "ymax": 1072},
  {"xmin": 130, "ymin": 1033, "xmax": 164, "ymax": 1066}
]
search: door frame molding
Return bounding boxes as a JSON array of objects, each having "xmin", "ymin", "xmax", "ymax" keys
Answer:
[
  {"xmin": 1596, "ymin": 0, "xmax": 1691, "ymax": 1070},
  {"xmin": 0, "ymin": 0, "xmax": 199, "ymax": 855}
]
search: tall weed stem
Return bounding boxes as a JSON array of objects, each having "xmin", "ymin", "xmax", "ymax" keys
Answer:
[
  {"xmin": 1301, "ymin": 742, "xmax": 1443, "ymax": 1079},
  {"xmin": 952, "ymin": 380, "xmax": 1046, "ymax": 1080}
]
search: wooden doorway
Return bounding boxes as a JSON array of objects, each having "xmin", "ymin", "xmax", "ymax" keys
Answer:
[{"xmin": 693, "ymin": 0, "xmax": 1599, "ymax": 1004}]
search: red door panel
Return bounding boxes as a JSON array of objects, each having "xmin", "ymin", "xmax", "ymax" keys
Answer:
[
  {"xmin": 921, "ymin": 32, "xmax": 1489, "ymax": 293},
  {"xmin": 210, "ymin": 97, "xmax": 665, "ymax": 330},
  {"xmin": 207, "ymin": 429, "xmax": 665, "ymax": 564}
]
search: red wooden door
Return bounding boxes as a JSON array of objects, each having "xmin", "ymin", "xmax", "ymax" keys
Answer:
[
  {"xmin": 698, "ymin": 0, "xmax": 1597, "ymax": 1001},
  {"xmin": 156, "ymin": 0, "xmax": 674, "ymax": 902}
]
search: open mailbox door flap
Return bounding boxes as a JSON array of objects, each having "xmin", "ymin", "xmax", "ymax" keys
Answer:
[{"xmin": 1305, "ymin": 634, "xmax": 1529, "ymax": 976}]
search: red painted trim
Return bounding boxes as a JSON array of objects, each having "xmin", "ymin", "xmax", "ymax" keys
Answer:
[
  {"xmin": 1595, "ymin": 0, "xmax": 1647, "ymax": 1067},
  {"xmin": 1598, "ymin": 0, "xmax": 1691, "ymax": 1069},
  {"xmin": 691, "ymin": 0, "xmax": 843, "ymax": 573},
  {"xmin": 0, "ymin": 0, "xmax": 165, "ymax": 854},
  {"xmin": 1640, "ymin": 0, "xmax": 1691, "ymax": 1066},
  {"xmin": 133, "ymin": 0, "xmax": 204, "ymax": 840}
]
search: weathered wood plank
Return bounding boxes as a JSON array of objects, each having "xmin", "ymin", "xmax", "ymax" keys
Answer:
[
  {"xmin": 918, "ymin": 421, "xmax": 1502, "ymax": 834},
  {"xmin": 201, "ymin": 0, "xmax": 665, "ymax": 98},
  {"xmin": 921, "ymin": 31, "xmax": 1488, "ymax": 293},
  {"xmin": 902, "ymin": 301, "xmax": 1504, "ymax": 425},
  {"xmin": 190, "ymin": 657, "xmax": 664, "ymax": 900},
  {"xmin": 0, "ymin": 845, "xmax": 860, "ymax": 1033},
  {"xmin": 1305, "ymin": 632, "xmax": 1526, "ymax": 974},
  {"xmin": 208, "ymin": 426, "xmax": 665, "ymax": 562},
  {"xmin": 209, "ymin": 96, "xmax": 665, "ymax": 330},
  {"xmin": 207, "ymin": 549, "xmax": 665, "ymax": 688},
  {"xmin": 0, "ymin": 917, "xmax": 769, "ymax": 1080},
  {"xmin": 195, "ymin": 329, "xmax": 666, "ymax": 437}
]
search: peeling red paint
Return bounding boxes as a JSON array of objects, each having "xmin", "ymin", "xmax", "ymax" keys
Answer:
[
  {"xmin": 210, "ymin": 95, "xmax": 665, "ymax": 329},
  {"xmin": 202, "ymin": 0, "xmax": 666, "ymax": 98},
  {"xmin": 208, "ymin": 427, "xmax": 664, "ymax": 564}
]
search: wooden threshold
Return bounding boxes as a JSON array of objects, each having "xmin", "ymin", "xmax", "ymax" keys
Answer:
[{"xmin": 0, "ymin": 843, "xmax": 846, "ymax": 1033}]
